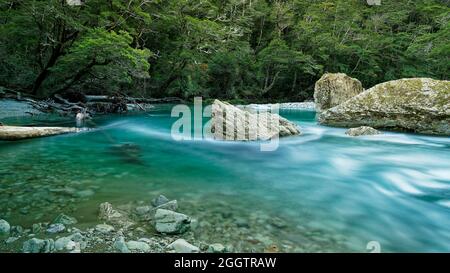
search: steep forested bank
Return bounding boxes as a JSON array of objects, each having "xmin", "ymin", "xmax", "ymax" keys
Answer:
[{"xmin": 1, "ymin": 0, "xmax": 449, "ymax": 102}]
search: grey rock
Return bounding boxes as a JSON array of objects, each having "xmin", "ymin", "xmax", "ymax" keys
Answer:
[
  {"xmin": 53, "ymin": 214, "xmax": 78, "ymax": 226},
  {"xmin": 5, "ymin": 237, "xmax": 18, "ymax": 244},
  {"xmin": 345, "ymin": 126, "xmax": 381, "ymax": 136},
  {"xmin": 235, "ymin": 218, "xmax": 250, "ymax": 228},
  {"xmin": 167, "ymin": 239, "xmax": 199, "ymax": 253},
  {"xmin": 135, "ymin": 206, "xmax": 151, "ymax": 215},
  {"xmin": 114, "ymin": 236, "xmax": 130, "ymax": 253},
  {"xmin": 10, "ymin": 225, "xmax": 24, "ymax": 237},
  {"xmin": 314, "ymin": 73, "xmax": 364, "ymax": 112},
  {"xmin": 211, "ymin": 100, "xmax": 301, "ymax": 141},
  {"xmin": 152, "ymin": 195, "xmax": 169, "ymax": 207},
  {"xmin": 55, "ymin": 237, "xmax": 75, "ymax": 251},
  {"xmin": 0, "ymin": 219, "xmax": 11, "ymax": 234},
  {"xmin": 23, "ymin": 238, "xmax": 55, "ymax": 253},
  {"xmin": 155, "ymin": 200, "xmax": 178, "ymax": 212},
  {"xmin": 208, "ymin": 243, "xmax": 226, "ymax": 253},
  {"xmin": 95, "ymin": 224, "xmax": 115, "ymax": 234},
  {"xmin": 154, "ymin": 209, "xmax": 191, "ymax": 234},
  {"xmin": 126, "ymin": 240, "xmax": 151, "ymax": 252},
  {"xmin": 46, "ymin": 223, "xmax": 65, "ymax": 234},
  {"xmin": 98, "ymin": 202, "xmax": 122, "ymax": 221},
  {"xmin": 319, "ymin": 78, "xmax": 450, "ymax": 136}
]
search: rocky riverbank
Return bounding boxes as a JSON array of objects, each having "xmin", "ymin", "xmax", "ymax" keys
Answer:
[{"xmin": 0, "ymin": 193, "xmax": 350, "ymax": 253}]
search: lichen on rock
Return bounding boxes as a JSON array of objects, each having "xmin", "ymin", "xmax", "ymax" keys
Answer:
[
  {"xmin": 314, "ymin": 73, "xmax": 364, "ymax": 112},
  {"xmin": 319, "ymin": 78, "xmax": 450, "ymax": 136}
]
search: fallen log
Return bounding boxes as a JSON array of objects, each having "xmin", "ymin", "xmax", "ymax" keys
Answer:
[{"xmin": 0, "ymin": 126, "xmax": 81, "ymax": 141}]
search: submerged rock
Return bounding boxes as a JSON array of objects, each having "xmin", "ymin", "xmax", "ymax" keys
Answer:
[
  {"xmin": 95, "ymin": 224, "xmax": 115, "ymax": 234},
  {"xmin": 346, "ymin": 126, "xmax": 381, "ymax": 136},
  {"xmin": 319, "ymin": 78, "xmax": 450, "ymax": 135},
  {"xmin": 154, "ymin": 209, "xmax": 191, "ymax": 234},
  {"xmin": 46, "ymin": 223, "xmax": 65, "ymax": 234},
  {"xmin": 167, "ymin": 239, "xmax": 199, "ymax": 253},
  {"xmin": 0, "ymin": 219, "xmax": 10, "ymax": 234},
  {"xmin": 314, "ymin": 73, "xmax": 364, "ymax": 112},
  {"xmin": 53, "ymin": 214, "xmax": 78, "ymax": 226},
  {"xmin": 152, "ymin": 195, "xmax": 170, "ymax": 207},
  {"xmin": 211, "ymin": 99, "xmax": 300, "ymax": 141},
  {"xmin": 23, "ymin": 238, "xmax": 55, "ymax": 253},
  {"xmin": 98, "ymin": 202, "xmax": 122, "ymax": 221}
]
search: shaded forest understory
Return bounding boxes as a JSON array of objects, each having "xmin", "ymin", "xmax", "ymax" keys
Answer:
[{"xmin": 0, "ymin": 0, "xmax": 449, "ymax": 102}]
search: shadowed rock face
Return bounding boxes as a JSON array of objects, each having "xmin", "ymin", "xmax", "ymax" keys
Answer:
[
  {"xmin": 0, "ymin": 126, "xmax": 80, "ymax": 141},
  {"xmin": 319, "ymin": 78, "xmax": 450, "ymax": 136},
  {"xmin": 211, "ymin": 100, "xmax": 301, "ymax": 141},
  {"xmin": 314, "ymin": 73, "xmax": 364, "ymax": 112}
]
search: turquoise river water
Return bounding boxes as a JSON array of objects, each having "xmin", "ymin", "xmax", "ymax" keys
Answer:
[{"xmin": 0, "ymin": 105, "xmax": 449, "ymax": 252}]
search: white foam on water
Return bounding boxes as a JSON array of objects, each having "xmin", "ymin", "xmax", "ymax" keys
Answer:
[
  {"xmin": 383, "ymin": 172, "xmax": 424, "ymax": 195},
  {"xmin": 437, "ymin": 200, "xmax": 450, "ymax": 209}
]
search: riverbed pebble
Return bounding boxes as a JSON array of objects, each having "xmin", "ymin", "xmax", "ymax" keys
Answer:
[{"xmin": 167, "ymin": 239, "xmax": 199, "ymax": 253}]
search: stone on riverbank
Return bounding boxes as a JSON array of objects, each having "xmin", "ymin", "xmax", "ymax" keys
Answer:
[
  {"xmin": 0, "ymin": 219, "xmax": 10, "ymax": 234},
  {"xmin": 319, "ymin": 78, "xmax": 450, "ymax": 135},
  {"xmin": 346, "ymin": 126, "xmax": 381, "ymax": 136},
  {"xmin": 314, "ymin": 73, "xmax": 364, "ymax": 112},
  {"xmin": 167, "ymin": 239, "xmax": 199, "ymax": 253},
  {"xmin": 154, "ymin": 209, "xmax": 191, "ymax": 234},
  {"xmin": 208, "ymin": 243, "xmax": 226, "ymax": 253},
  {"xmin": 0, "ymin": 126, "xmax": 80, "ymax": 141},
  {"xmin": 114, "ymin": 236, "xmax": 130, "ymax": 253},
  {"xmin": 126, "ymin": 240, "xmax": 151, "ymax": 253},
  {"xmin": 211, "ymin": 99, "xmax": 300, "ymax": 141},
  {"xmin": 46, "ymin": 223, "xmax": 65, "ymax": 234},
  {"xmin": 23, "ymin": 238, "xmax": 55, "ymax": 253}
]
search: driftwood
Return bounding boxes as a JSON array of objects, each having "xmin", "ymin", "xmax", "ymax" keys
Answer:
[
  {"xmin": 85, "ymin": 95, "xmax": 184, "ymax": 104},
  {"xmin": 0, "ymin": 126, "xmax": 80, "ymax": 141},
  {"xmin": 1, "ymin": 88, "xmax": 183, "ymax": 117}
]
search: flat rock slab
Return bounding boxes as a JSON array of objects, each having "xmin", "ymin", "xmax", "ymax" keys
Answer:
[{"xmin": 0, "ymin": 126, "xmax": 80, "ymax": 141}]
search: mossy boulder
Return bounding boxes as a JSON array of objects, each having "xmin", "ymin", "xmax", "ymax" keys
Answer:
[
  {"xmin": 319, "ymin": 78, "xmax": 450, "ymax": 136},
  {"xmin": 314, "ymin": 73, "xmax": 364, "ymax": 112}
]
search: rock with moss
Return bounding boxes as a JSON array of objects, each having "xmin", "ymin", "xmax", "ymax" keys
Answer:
[
  {"xmin": 319, "ymin": 78, "xmax": 450, "ymax": 136},
  {"xmin": 314, "ymin": 73, "xmax": 364, "ymax": 112},
  {"xmin": 211, "ymin": 99, "xmax": 301, "ymax": 141}
]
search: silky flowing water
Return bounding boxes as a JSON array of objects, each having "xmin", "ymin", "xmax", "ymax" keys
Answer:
[{"xmin": 1, "ymin": 105, "xmax": 449, "ymax": 252}]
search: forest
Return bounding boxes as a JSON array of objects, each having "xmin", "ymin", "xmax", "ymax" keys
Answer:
[{"xmin": 0, "ymin": 0, "xmax": 449, "ymax": 102}]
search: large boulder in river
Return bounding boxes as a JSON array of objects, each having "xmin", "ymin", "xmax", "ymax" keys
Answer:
[
  {"xmin": 314, "ymin": 73, "xmax": 364, "ymax": 112},
  {"xmin": 319, "ymin": 78, "xmax": 450, "ymax": 136},
  {"xmin": 211, "ymin": 100, "xmax": 300, "ymax": 141}
]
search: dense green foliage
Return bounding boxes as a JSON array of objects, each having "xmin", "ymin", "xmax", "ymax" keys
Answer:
[{"xmin": 1, "ymin": 0, "xmax": 449, "ymax": 101}]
